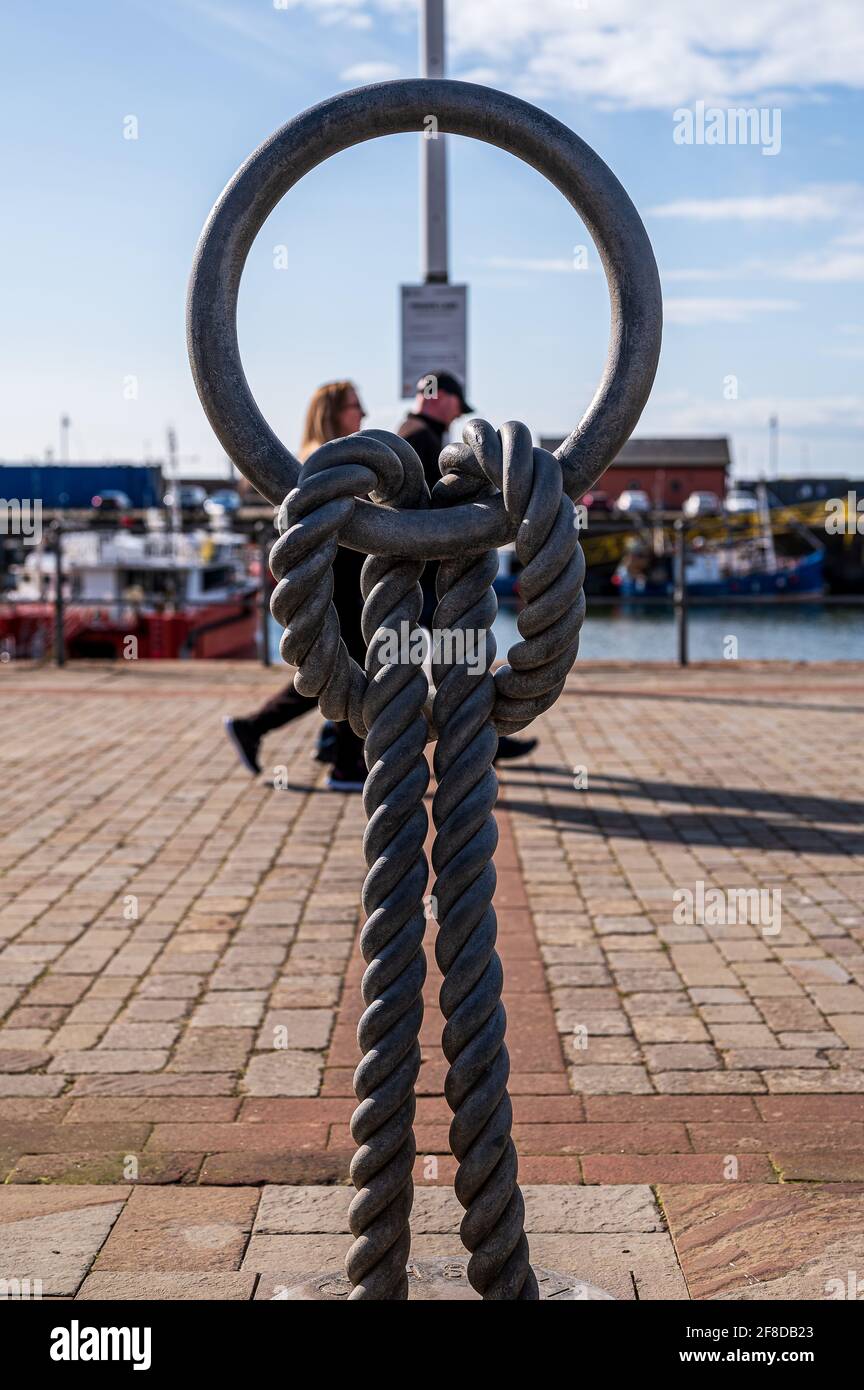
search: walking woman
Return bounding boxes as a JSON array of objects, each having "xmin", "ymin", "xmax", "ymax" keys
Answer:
[{"xmin": 224, "ymin": 380, "xmax": 368, "ymax": 790}]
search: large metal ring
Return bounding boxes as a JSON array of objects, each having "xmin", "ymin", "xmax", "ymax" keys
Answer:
[{"xmin": 187, "ymin": 78, "xmax": 662, "ymax": 559}]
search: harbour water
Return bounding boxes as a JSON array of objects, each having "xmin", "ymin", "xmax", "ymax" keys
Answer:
[
  {"xmin": 499, "ymin": 601, "xmax": 864, "ymax": 663},
  {"xmin": 270, "ymin": 601, "xmax": 864, "ymax": 665}
]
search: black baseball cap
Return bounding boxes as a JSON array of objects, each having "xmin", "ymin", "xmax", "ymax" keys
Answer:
[{"xmin": 417, "ymin": 371, "xmax": 475, "ymax": 414}]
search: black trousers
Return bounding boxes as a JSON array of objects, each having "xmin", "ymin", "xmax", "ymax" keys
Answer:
[{"xmin": 246, "ymin": 547, "xmax": 366, "ymax": 768}]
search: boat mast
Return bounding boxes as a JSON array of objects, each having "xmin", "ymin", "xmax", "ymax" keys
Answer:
[
  {"xmin": 166, "ymin": 427, "xmax": 182, "ymax": 548},
  {"xmin": 756, "ymin": 479, "xmax": 777, "ymax": 571}
]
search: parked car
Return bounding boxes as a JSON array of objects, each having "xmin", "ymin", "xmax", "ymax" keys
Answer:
[
  {"xmin": 683, "ymin": 491, "xmax": 722, "ymax": 518},
  {"xmin": 203, "ymin": 488, "xmax": 241, "ymax": 516},
  {"xmin": 615, "ymin": 489, "xmax": 652, "ymax": 516},
  {"xmin": 580, "ymin": 489, "xmax": 613, "ymax": 515},
  {"xmin": 164, "ymin": 485, "xmax": 208, "ymax": 511},
  {"xmin": 724, "ymin": 489, "xmax": 759, "ymax": 514},
  {"xmin": 91, "ymin": 489, "xmax": 132, "ymax": 511}
]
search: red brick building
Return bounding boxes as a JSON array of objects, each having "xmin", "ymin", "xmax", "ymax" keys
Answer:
[{"xmin": 539, "ymin": 436, "xmax": 731, "ymax": 508}]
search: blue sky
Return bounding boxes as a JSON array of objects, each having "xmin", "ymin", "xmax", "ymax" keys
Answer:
[{"xmin": 1, "ymin": 0, "xmax": 862, "ymax": 479}]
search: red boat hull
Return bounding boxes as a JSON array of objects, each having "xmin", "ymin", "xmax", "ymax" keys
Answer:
[{"xmin": 0, "ymin": 600, "xmax": 259, "ymax": 661}]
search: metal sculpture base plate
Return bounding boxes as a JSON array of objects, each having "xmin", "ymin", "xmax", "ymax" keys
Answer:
[{"xmin": 278, "ymin": 1259, "xmax": 616, "ymax": 1301}]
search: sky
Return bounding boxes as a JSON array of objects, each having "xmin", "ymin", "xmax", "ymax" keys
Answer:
[{"xmin": 1, "ymin": 0, "xmax": 863, "ymax": 480}]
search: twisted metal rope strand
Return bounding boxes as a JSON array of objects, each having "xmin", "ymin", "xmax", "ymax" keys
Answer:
[
  {"xmin": 270, "ymin": 430, "xmax": 432, "ymax": 1300},
  {"xmin": 270, "ymin": 435, "xmax": 403, "ymax": 736},
  {"xmin": 492, "ymin": 427, "xmax": 586, "ymax": 736},
  {"xmin": 346, "ymin": 433, "xmax": 432, "ymax": 1300},
  {"xmin": 435, "ymin": 420, "xmax": 586, "ymax": 735},
  {"xmin": 430, "ymin": 436, "xmax": 538, "ymax": 1299}
]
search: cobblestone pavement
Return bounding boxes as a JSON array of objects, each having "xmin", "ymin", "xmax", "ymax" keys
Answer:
[{"xmin": 1, "ymin": 660, "xmax": 863, "ymax": 1298}]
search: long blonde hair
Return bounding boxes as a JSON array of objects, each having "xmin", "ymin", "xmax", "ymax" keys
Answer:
[{"xmin": 299, "ymin": 380, "xmax": 357, "ymax": 461}]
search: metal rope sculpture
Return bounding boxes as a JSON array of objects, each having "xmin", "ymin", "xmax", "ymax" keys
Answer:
[{"xmin": 188, "ymin": 78, "xmax": 662, "ymax": 1301}]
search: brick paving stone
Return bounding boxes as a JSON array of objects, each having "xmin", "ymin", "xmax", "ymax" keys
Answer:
[
  {"xmin": 568, "ymin": 1064, "xmax": 654, "ymax": 1094},
  {"xmin": 76, "ymin": 1271, "xmax": 257, "ymax": 1299},
  {"xmin": 168, "ymin": 1029, "xmax": 252, "ymax": 1073},
  {"xmin": 65, "ymin": 1098, "xmax": 239, "ymax": 1123},
  {"xmin": 764, "ymin": 1068, "xmax": 864, "ymax": 1092},
  {"xmin": 244, "ymin": 1051, "xmax": 323, "ymax": 1096},
  {"xmin": 724, "ymin": 1048, "xmax": 828, "ymax": 1069},
  {"xmin": 582, "ymin": 1154, "xmax": 777, "ymax": 1184},
  {"xmin": 93, "ymin": 1186, "xmax": 259, "ymax": 1272},
  {"xmin": 189, "ymin": 995, "xmax": 266, "ymax": 1028},
  {"xmin": 631, "ymin": 1016, "xmax": 710, "ymax": 1042},
  {"xmin": 654, "ymin": 1071, "xmax": 766, "ymax": 1093},
  {"xmin": 512, "ymin": 1122, "xmax": 690, "ymax": 1154},
  {"xmin": 771, "ymin": 1153, "xmax": 864, "ymax": 1181},
  {"xmin": 200, "ymin": 1153, "xmax": 350, "ymax": 1184},
  {"xmin": 147, "ymin": 1122, "xmax": 329, "ymax": 1152},
  {"xmin": 777, "ymin": 1031, "xmax": 843, "ymax": 1048},
  {"xmin": 659, "ymin": 1183, "xmax": 864, "ymax": 1299},
  {"xmin": 586, "ymin": 1096, "xmax": 760, "ymax": 1121},
  {"xmin": 0, "ymin": 1075, "xmax": 67, "ymax": 1097},
  {"xmin": 689, "ymin": 1121, "xmax": 864, "ymax": 1152},
  {"xmin": 829, "ymin": 1015, "xmax": 864, "ymax": 1047},
  {"xmin": 68, "ymin": 1073, "xmax": 237, "ymax": 1097},
  {"xmin": 567, "ymin": 1038, "xmax": 642, "ymax": 1065},
  {"xmin": 0, "ymin": 1121, "xmax": 151, "ymax": 1154},
  {"xmin": 8, "ymin": 1152, "xmax": 203, "ymax": 1184},
  {"xmin": 643, "ymin": 1044, "xmax": 719, "ymax": 1070},
  {"xmin": 707, "ymin": 1023, "xmax": 777, "ymax": 1048},
  {"xmin": 47, "ymin": 1050, "xmax": 168, "ymax": 1074},
  {"xmin": 255, "ymin": 1009, "xmax": 333, "ymax": 1051},
  {"xmin": 0, "ymin": 1186, "xmax": 129, "ymax": 1295},
  {"xmin": 100, "ymin": 1022, "xmax": 180, "ymax": 1049}
]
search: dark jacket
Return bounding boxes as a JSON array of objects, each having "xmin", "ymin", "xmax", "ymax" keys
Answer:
[
  {"xmin": 398, "ymin": 412, "xmax": 448, "ymax": 623},
  {"xmin": 398, "ymin": 412, "xmax": 447, "ymax": 495}
]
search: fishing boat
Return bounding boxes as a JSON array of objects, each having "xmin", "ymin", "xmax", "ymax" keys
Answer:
[
  {"xmin": 613, "ymin": 483, "xmax": 825, "ymax": 601},
  {"xmin": 0, "ymin": 526, "xmax": 260, "ymax": 660},
  {"xmin": 614, "ymin": 543, "xmax": 824, "ymax": 600}
]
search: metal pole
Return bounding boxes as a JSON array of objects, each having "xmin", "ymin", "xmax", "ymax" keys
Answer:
[
  {"xmin": 257, "ymin": 523, "xmax": 272, "ymax": 667},
  {"xmin": 420, "ymin": 0, "xmax": 448, "ymax": 283},
  {"xmin": 53, "ymin": 523, "xmax": 65, "ymax": 667},
  {"xmin": 674, "ymin": 518, "xmax": 688, "ymax": 667},
  {"xmin": 768, "ymin": 414, "xmax": 778, "ymax": 479}
]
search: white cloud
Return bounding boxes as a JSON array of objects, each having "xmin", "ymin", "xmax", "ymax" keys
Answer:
[
  {"xmin": 780, "ymin": 251, "xmax": 864, "ymax": 282},
  {"xmin": 662, "ymin": 267, "xmax": 741, "ymax": 283},
  {"xmin": 648, "ymin": 394, "xmax": 864, "ymax": 432},
  {"xmin": 664, "ymin": 298, "xmax": 800, "ymax": 325},
  {"xmin": 340, "ymin": 60, "xmax": 401, "ymax": 81},
  {"xmin": 650, "ymin": 190, "xmax": 855, "ymax": 223},
  {"xmin": 276, "ymin": 0, "xmax": 864, "ymax": 109},
  {"xmin": 484, "ymin": 255, "xmax": 597, "ymax": 274}
]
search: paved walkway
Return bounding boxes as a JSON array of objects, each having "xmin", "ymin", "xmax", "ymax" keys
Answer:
[{"xmin": 1, "ymin": 660, "xmax": 863, "ymax": 1298}]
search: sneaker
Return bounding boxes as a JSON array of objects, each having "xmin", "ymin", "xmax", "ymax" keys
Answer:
[
  {"xmin": 315, "ymin": 720, "xmax": 338, "ymax": 765},
  {"xmin": 224, "ymin": 716, "xmax": 261, "ymax": 775},
  {"xmin": 326, "ymin": 758, "xmax": 367, "ymax": 793},
  {"xmin": 494, "ymin": 735, "xmax": 538, "ymax": 764}
]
